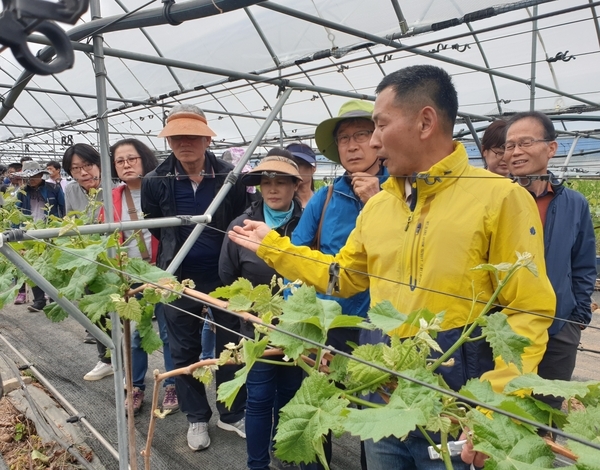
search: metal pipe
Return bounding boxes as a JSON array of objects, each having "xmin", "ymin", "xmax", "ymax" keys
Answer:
[
  {"xmin": 464, "ymin": 116, "xmax": 482, "ymax": 154},
  {"xmin": 89, "ymin": 0, "xmax": 129, "ymax": 466},
  {"xmin": 0, "ymin": 332, "xmax": 120, "ymax": 460},
  {"xmin": 166, "ymin": 87, "xmax": 293, "ymax": 274},
  {"xmin": 0, "ymin": 244, "xmax": 114, "ymax": 350},
  {"xmin": 558, "ymin": 135, "xmax": 581, "ymax": 180},
  {"xmin": 530, "ymin": 5, "xmax": 538, "ymax": 111},
  {"xmin": 1, "ymin": 215, "xmax": 211, "ymax": 243}
]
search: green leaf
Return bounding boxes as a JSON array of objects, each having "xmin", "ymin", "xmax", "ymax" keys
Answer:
[
  {"xmin": 0, "ymin": 285, "xmax": 20, "ymax": 310},
  {"xmin": 53, "ymin": 243, "xmax": 107, "ymax": 271},
  {"xmin": 327, "ymin": 314, "xmax": 365, "ymax": 331},
  {"xmin": 193, "ymin": 366, "xmax": 215, "ymax": 385},
  {"xmin": 212, "ymin": 278, "xmax": 255, "ymax": 298},
  {"xmin": 346, "ymin": 344, "xmax": 389, "ymax": 393},
  {"xmin": 472, "ymin": 262, "xmax": 513, "ymax": 274},
  {"xmin": 114, "ymin": 297, "xmax": 143, "ymax": 322},
  {"xmin": 88, "ymin": 271, "xmax": 121, "ymax": 294},
  {"xmin": 468, "ymin": 410, "xmax": 555, "ymax": 470},
  {"xmin": 43, "ymin": 302, "xmax": 68, "ymax": 322},
  {"xmin": 482, "ymin": 312, "xmax": 531, "ymax": 372},
  {"xmin": 125, "ymin": 258, "xmax": 176, "ymax": 285},
  {"xmin": 327, "ymin": 354, "xmax": 349, "ymax": 383},
  {"xmin": 217, "ymin": 338, "xmax": 269, "ymax": 409},
  {"xmin": 505, "ymin": 373, "xmax": 599, "ymax": 401},
  {"xmin": 59, "ymin": 262, "xmax": 99, "ymax": 300},
  {"xmin": 30, "ymin": 450, "xmax": 49, "ymax": 463},
  {"xmin": 275, "ymin": 373, "xmax": 349, "ymax": 467},
  {"xmin": 282, "ymin": 285, "xmax": 322, "ymax": 323},
  {"xmin": 140, "ymin": 328, "xmax": 163, "ymax": 355},
  {"xmin": 563, "ymin": 406, "xmax": 600, "ymax": 469},
  {"xmin": 460, "ymin": 379, "xmax": 556, "ymax": 432},
  {"xmin": 367, "ymin": 300, "xmax": 407, "ymax": 333},
  {"xmin": 268, "ymin": 321, "xmax": 324, "ymax": 359},
  {"xmin": 252, "ymin": 291, "xmax": 285, "ymax": 317},
  {"xmin": 78, "ymin": 287, "xmax": 119, "ymax": 323},
  {"xmin": 345, "ymin": 369, "xmax": 441, "ymax": 441},
  {"xmin": 228, "ymin": 294, "xmax": 253, "ymax": 312}
]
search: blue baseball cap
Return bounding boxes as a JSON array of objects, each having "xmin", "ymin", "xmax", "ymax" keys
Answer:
[{"xmin": 285, "ymin": 143, "xmax": 316, "ymax": 167}]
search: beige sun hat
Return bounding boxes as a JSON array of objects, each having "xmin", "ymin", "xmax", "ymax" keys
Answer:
[
  {"xmin": 158, "ymin": 107, "xmax": 217, "ymax": 138},
  {"xmin": 241, "ymin": 155, "xmax": 302, "ymax": 187}
]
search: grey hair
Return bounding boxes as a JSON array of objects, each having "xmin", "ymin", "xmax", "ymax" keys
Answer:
[{"xmin": 168, "ymin": 103, "xmax": 206, "ymax": 118}]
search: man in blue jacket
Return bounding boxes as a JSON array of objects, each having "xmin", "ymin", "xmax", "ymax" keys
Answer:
[
  {"xmin": 291, "ymin": 100, "xmax": 387, "ymax": 470},
  {"xmin": 505, "ymin": 111, "xmax": 596, "ymax": 409},
  {"xmin": 15, "ymin": 160, "xmax": 65, "ymax": 312}
]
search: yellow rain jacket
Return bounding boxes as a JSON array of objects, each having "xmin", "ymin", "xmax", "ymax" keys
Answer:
[{"xmin": 257, "ymin": 142, "xmax": 555, "ymax": 392}]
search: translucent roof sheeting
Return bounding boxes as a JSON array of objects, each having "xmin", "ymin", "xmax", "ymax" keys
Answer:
[{"xmin": 1, "ymin": 0, "xmax": 600, "ymax": 164}]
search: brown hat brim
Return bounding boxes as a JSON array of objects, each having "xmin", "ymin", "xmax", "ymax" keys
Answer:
[
  {"xmin": 158, "ymin": 112, "xmax": 217, "ymax": 138},
  {"xmin": 241, "ymin": 159, "xmax": 302, "ymax": 186}
]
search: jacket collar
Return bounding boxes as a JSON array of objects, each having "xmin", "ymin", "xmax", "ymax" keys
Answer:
[{"xmin": 382, "ymin": 142, "xmax": 468, "ymax": 201}]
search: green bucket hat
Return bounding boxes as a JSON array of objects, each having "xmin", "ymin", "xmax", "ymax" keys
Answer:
[{"xmin": 314, "ymin": 100, "xmax": 374, "ymax": 164}]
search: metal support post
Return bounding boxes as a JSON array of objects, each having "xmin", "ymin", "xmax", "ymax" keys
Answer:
[
  {"xmin": 166, "ymin": 87, "xmax": 294, "ymax": 274},
  {"xmin": 558, "ymin": 135, "xmax": 580, "ymax": 180},
  {"xmin": 89, "ymin": 0, "xmax": 128, "ymax": 466},
  {"xmin": 530, "ymin": 5, "xmax": 538, "ymax": 111}
]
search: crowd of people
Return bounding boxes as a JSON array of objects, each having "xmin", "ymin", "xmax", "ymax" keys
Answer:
[{"xmin": 0, "ymin": 63, "xmax": 595, "ymax": 470}]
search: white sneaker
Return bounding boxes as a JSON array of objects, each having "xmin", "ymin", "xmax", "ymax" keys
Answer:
[
  {"xmin": 84, "ymin": 361, "xmax": 114, "ymax": 381},
  {"xmin": 217, "ymin": 417, "xmax": 246, "ymax": 438},
  {"xmin": 187, "ymin": 422, "xmax": 210, "ymax": 451}
]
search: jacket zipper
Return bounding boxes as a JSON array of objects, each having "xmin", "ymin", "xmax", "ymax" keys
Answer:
[{"xmin": 409, "ymin": 222, "xmax": 422, "ymax": 291}]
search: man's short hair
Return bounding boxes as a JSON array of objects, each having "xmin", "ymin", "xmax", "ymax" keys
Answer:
[
  {"xmin": 375, "ymin": 65, "xmax": 458, "ymax": 135},
  {"xmin": 506, "ymin": 111, "xmax": 556, "ymax": 141},
  {"xmin": 8, "ymin": 162, "xmax": 22, "ymax": 172},
  {"xmin": 168, "ymin": 103, "xmax": 206, "ymax": 119},
  {"xmin": 46, "ymin": 160, "xmax": 61, "ymax": 171}
]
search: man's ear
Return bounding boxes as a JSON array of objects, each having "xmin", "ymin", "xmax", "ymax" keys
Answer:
[
  {"xmin": 418, "ymin": 106, "xmax": 437, "ymax": 139},
  {"xmin": 547, "ymin": 140, "xmax": 558, "ymax": 160},
  {"xmin": 205, "ymin": 136, "xmax": 212, "ymax": 146}
]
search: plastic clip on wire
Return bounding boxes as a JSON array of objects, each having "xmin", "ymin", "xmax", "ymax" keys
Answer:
[{"xmin": 0, "ymin": 0, "xmax": 88, "ymax": 75}]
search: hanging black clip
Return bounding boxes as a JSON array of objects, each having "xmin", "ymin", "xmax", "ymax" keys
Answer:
[
  {"xmin": 162, "ymin": 0, "xmax": 182, "ymax": 26},
  {"xmin": 0, "ymin": 0, "xmax": 88, "ymax": 75},
  {"xmin": 326, "ymin": 263, "xmax": 340, "ymax": 296}
]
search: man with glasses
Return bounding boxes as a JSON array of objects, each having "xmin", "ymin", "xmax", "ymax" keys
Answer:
[
  {"xmin": 504, "ymin": 111, "xmax": 596, "ymax": 410},
  {"xmin": 229, "ymin": 65, "xmax": 555, "ymax": 469},
  {"xmin": 142, "ymin": 104, "xmax": 250, "ymax": 451}
]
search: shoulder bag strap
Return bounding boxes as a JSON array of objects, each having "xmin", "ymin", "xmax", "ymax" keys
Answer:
[
  {"xmin": 124, "ymin": 187, "xmax": 151, "ymax": 261},
  {"xmin": 312, "ymin": 184, "xmax": 334, "ymax": 251}
]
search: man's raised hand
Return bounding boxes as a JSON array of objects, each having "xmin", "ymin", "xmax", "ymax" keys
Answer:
[{"xmin": 228, "ymin": 220, "xmax": 271, "ymax": 253}]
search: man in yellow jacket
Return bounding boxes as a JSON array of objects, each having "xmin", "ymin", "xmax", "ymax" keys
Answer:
[{"xmin": 229, "ymin": 65, "xmax": 556, "ymax": 470}]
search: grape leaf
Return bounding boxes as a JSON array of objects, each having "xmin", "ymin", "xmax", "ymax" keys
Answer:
[
  {"xmin": 344, "ymin": 369, "xmax": 441, "ymax": 441},
  {"xmin": 59, "ymin": 263, "xmax": 99, "ymax": 300},
  {"xmin": 327, "ymin": 314, "xmax": 365, "ymax": 330},
  {"xmin": 88, "ymin": 271, "xmax": 122, "ymax": 294},
  {"xmin": 346, "ymin": 344, "xmax": 389, "ymax": 393},
  {"xmin": 367, "ymin": 301, "xmax": 407, "ymax": 333},
  {"xmin": 252, "ymin": 291, "xmax": 285, "ymax": 316},
  {"xmin": 275, "ymin": 373, "xmax": 349, "ymax": 468},
  {"xmin": 78, "ymin": 287, "xmax": 119, "ymax": 323},
  {"xmin": 43, "ymin": 302, "xmax": 68, "ymax": 322},
  {"xmin": 139, "ymin": 327, "xmax": 163, "ymax": 355},
  {"xmin": 53, "ymin": 243, "xmax": 107, "ymax": 270},
  {"xmin": 505, "ymin": 373, "xmax": 598, "ymax": 401},
  {"xmin": 114, "ymin": 297, "xmax": 142, "ymax": 322},
  {"xmin": 482, "ymin": 312, "xmax": 531, "ymax": 372},
  {"xmin": 282, "ymin": 285, "xmax": 322, "ymax": 322},
  {"xmin": 228, "ymin": 294, "xmax": 253, "ymax": 312},
  {"xmin": 269, "ymin": 321, "xmax": 325, "ymax": 359},
  {"xmin": 211, "ymin": 278, "xmax": 254, "ymax": 299},
  {"xmin": 0, "ymin": 285, "xmax": 19, "ymax": 310},
  {"xmin": 125, "ymin": 258, "xmax": 176, "ymax": 284},
  {"xmin": 217, "ymin": 337, "xmax": 269, "ymax": 409},
  {"xmin": 328, "ymin": 354, "xmax": 349, "ymax": 383},
  {"xmin": 563, "ymin": 406, "xmax": 600, "ymax": 469},
  {"xmin": 468, "ymin": 410, "xmax": 555, "ymax": 470}
]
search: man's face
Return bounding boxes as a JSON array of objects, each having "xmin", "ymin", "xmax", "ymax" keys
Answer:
[
  {"xmin": 371, "ymin": 87, "xmax": 420, "ymax": 176},
  {"xmin": 505, "ymin": 117, "xmax": 556, "ymax": 176},
  {"xmin": 167, "ymin": 135, "xmax": 211, "ymax": 166},
  {"xmin": 336, "ymin": 119, "xmax": 377, "ymax": 174},
  {"xmin": 7, "ymin": 168, "xmax": 22, "ymax": 186},
  {"xmin": 46, "ymin": 165, "xmax": 60, "ymax": 180},
  {"xmin": 27, "ymin": 173, "xmax": 44, "ymax": 188}
]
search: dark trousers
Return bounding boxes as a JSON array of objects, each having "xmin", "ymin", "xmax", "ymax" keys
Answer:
[
  {"xmin": 164, "ymin": 277, "xmax": 246, "ymax": 424},
  {"xmin": 536, "ymin": 320, "xmax": 582, "ymax": 409},
  {"xmin": 31, "ymin": 286, "xmax": 45, "ymax": 304}
]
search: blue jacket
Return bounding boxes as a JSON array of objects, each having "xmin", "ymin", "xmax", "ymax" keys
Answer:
[
  {"xmin": 16, "ymin": 181, "xmax": 65, "ymax": 220},
  {"xmin": 541, "ymin": 182, "xmax": 596, "ymax": 336},
  {"xmin": 291, "ymin": 168, "xmax": 388, "ymax": 317}
]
